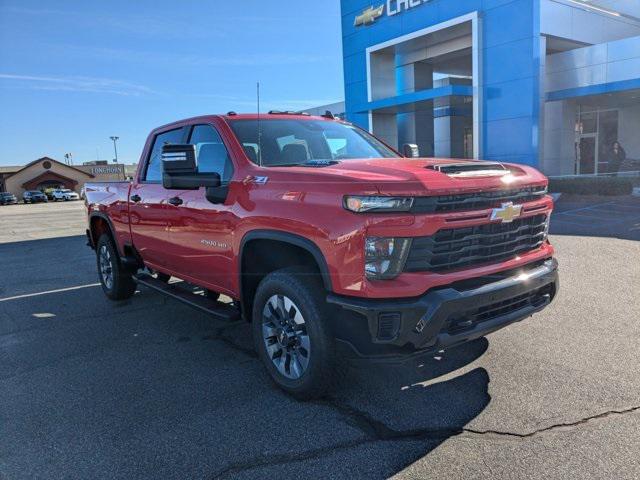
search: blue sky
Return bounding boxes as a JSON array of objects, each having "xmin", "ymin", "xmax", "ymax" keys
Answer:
[{"xmin": 0, "ymin": 0, "xmax": 344, "ymax": 166}]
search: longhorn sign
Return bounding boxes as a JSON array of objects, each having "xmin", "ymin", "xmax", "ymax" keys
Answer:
[{"xmin": 354, "ymin": 5, "xmax": 384, "ymax": 26}]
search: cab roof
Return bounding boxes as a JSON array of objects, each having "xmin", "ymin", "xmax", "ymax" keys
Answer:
[{"xmin": 153, "ymin": 112, "xmax": 343, "ymax": 133}]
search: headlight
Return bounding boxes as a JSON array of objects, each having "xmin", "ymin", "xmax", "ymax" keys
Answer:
[
  {"xmin": 365, "ymin": 237, "xmax": 412, "ymax": 280},
  {"xmin": 344, "ymin": 196, "xmax": 414, "ymax": 213}
]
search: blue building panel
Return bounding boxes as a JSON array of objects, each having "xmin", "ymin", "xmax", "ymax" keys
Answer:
[{"xmin": 339, "ymin": 0, "xmax": 555, "ymax": 168}]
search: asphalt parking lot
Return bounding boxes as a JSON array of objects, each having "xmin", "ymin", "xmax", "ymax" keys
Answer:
[{"xmin": 1, "ymin": 199, "xmax": 639, "ymax": 479}]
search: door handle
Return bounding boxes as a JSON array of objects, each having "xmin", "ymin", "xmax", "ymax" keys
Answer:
[
  {"xmin": 168, "ymin": 197, "xmax": 183, "ymax": 206},
  {"xmin": 131, "ymin": 194, "xmax": 142, "ymax": 203}
]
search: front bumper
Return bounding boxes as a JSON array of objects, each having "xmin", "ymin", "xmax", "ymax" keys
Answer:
[{"xmin": 327, "ymin": 258, "xmax": 558, "ymax": 362}]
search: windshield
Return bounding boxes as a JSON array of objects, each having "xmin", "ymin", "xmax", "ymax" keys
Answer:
[
  {"xmin": 228, "ymin": 119, "xmax": 397, "ymax": 167},
  {"xmin": 60, "ymin": 189, "xmax": 72, "ymax": 193}
]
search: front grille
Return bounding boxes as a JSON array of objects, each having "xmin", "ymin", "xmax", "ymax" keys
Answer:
[
  {"xmin": 404, "ymin": 214, "xmax": 547, "ymax": 272},
  {"xmin": 411, "ymin": 186, "xmax": 547, "ymax": 214},
  {"xmin": 446, "ymin": 284, "xmax": 554, "ymax": 335}
]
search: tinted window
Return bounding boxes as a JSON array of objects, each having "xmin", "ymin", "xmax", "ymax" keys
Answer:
[
  {"xmin": 144, "ymin": 128, "xmax": 185, "ymax": 182},
  {"xmin": 189, "ymin": 125, "xmax": 233, "ymax": 182},
  {"xmin": 228, "ymin": 119, "xmax": 397, "ymax": 167}
]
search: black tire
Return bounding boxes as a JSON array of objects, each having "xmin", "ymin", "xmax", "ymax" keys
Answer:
[
  {"xmin": 252, "ymin": 266, "xmax": 336, "ymax": 400},
  {"xmin": 96, "ymin": 234, "xmax": 136, "ymax": 301}
]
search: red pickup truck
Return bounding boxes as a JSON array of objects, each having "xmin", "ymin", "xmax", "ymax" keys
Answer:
[{"xmin": 85, "ymin": 112, "xmax": 558, "ymax": 399}]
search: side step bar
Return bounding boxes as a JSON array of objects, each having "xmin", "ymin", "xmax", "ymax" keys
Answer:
[{"xmin": 134, "ymin": 273, "xmax": 241, "ymax": 322}]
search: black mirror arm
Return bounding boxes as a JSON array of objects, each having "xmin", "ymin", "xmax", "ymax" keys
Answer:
[{"xmin": 205, "ymin": 182, "xmax": 229, "ymax": 204}]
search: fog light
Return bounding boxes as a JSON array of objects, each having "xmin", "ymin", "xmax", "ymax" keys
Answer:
[{"xmin": 365, "ymin": 237, "xmax": 412, "ymax": 280}]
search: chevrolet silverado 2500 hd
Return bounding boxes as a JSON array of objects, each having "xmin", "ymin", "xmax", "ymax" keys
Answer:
[{"xmin": 85, "ymin": 112, "xmax": 558, "ymax": 399}]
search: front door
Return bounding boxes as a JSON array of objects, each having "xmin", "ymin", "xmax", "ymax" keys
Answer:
[
  {"xmin": 578, "ymin": 134, "xmax": 597, "ymax": 175},
  {"xmin": 164, "ymin": 123, "xmax": 238, "ymax": 295},
  {"xmin": 129, "ymin": 127, "xmax": 187, "ymax": 269}
]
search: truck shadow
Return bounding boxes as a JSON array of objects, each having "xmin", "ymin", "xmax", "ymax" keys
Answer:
[{"xmin": 1, "ymin": 235, "xmax": 491, "ymax": 479}]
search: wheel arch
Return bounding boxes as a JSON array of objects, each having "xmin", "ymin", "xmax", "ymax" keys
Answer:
[
  {"xmin": 89, "ymin": 213, "xmax": 122, "ymax": 257},
  {"xmin": 238, "ymin": 230, "xmax": 333, "ymax": 320}
]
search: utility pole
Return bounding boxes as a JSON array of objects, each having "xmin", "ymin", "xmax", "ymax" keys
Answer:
[{"xmin": 110, "ymin": 136, "xmax": 119, "ymax": 163}]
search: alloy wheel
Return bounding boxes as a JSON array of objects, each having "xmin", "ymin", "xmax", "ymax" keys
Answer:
[
  {"xmin": 99, "ymin": 245, "xmax": 114, "ymax": 290},
  {"xmin": 261, "ymin": 294, "xmax": 311, "ymax": 380}
]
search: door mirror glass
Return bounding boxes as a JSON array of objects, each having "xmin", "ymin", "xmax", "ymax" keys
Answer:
[
  {"xmin": 162, "ymin": 144, "xmax": 220, "ymax": 190},
  {"xmin": 162, "ymin": 144, "xmax": 197, "ymax": 174}
]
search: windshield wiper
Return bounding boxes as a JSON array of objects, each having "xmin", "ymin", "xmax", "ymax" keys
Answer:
[{"xmin": 268, "ymin": 160, "xmax": 340, "ymax": 168}]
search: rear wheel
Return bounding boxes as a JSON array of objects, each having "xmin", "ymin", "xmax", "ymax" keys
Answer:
[
  {"xmin": 252, "ymin": 267, "xmax": 336, "ymax": 400},
  {"xmin": 96, "ymin": 234, "xmax": 136, "ymax": 300}
]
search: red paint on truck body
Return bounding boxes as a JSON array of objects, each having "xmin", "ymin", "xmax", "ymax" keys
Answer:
[{"xmin": 85, "ymin": 114, "xmax": 555, "ymax": 300}]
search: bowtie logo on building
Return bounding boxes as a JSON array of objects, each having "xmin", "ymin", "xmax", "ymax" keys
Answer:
[
  {"xmin": 355, "ymin": 1, "xmax": 434, "ymax": 27},
  {"xmin": 354, "ymin": 5, "xmax": 384, "ymax": 26}
]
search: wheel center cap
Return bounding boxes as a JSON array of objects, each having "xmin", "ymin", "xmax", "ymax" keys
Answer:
[{"xmin": 276, "ymin": 328, "xmax": 294, "ymax": 348}]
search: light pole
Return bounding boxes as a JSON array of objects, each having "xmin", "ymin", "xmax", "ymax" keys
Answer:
[{"xmin": 110, "ymin": 136, "xmax": 119, "ymax": 163}]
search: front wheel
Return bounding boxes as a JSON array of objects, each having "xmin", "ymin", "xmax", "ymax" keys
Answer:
[
  {"xmin": 96, "ymin": 234, "xmax": 136, "ymax": 300},
  {"xmin": 252, "ymin": 267, "xmax": 336, "ymax": 400}
]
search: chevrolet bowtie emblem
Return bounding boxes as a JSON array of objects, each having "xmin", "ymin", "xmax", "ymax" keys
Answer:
[
  {"xmin": 354, "ymin": 5, "xmax": 384, "ymax": 27},
  {"xmin": 491, "ymin": 202, "xmax": 523, "ymax": 223}
]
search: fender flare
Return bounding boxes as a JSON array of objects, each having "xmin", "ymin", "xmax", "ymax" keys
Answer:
[
  {"xmin": 239, "ymin": 230, "xmax": 333, "ymax": 293},
  {"xmin": 88, "ymin": 212, "xmax": 123, "ymax": 257}
]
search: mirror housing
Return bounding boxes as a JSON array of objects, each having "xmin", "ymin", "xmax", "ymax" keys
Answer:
[
  {"xmin": 162, "ymin": 144, "xmax": 221, "ymax": 190},
  {"xmin": 403, "ymin": 143, "xmax": 420, "ymax": 158}
]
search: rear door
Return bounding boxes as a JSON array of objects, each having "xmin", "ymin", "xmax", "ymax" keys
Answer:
[
  {"xmin": 163, "ymin": 122, "xmax": 238, "ymax": 294},
  {"xmin": 129, "ymin": 126, "xmax": 188, "ymax": 269}
]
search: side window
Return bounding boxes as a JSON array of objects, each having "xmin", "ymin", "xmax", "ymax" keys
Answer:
[
  {"xmin": 143, "ymin": 128, "xmax": 185, "ymax": 182},
  {"xmin": 189, "ymin": 125, "xmax": 234, "ymax": 182}
]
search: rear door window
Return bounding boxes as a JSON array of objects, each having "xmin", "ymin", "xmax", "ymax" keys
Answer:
[{"xmin": 143, "ymin": 128, "xmax": 186, "ymax": 182}]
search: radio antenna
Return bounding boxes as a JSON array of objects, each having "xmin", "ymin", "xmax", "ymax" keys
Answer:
[{"xmin": 257, "ymin": 81, "xmax": 263, "ymax": 167}]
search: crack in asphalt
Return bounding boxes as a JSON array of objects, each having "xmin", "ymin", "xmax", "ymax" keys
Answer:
[
  {"xmin": 211, "ymin": 390, "xmax": 640, "ymax": 478},
  {"xmin": 177, "ymin": 327, "xmax": 640, "ymax": 478}
]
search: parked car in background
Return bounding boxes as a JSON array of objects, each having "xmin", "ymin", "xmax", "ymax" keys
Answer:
[
  {"xmin": 0, "ymin": 192, "xmax": 19, "ymax": 205},
  {"xmin": 52, "ymin": 189, "xmax": 80, "ymax": 201},
  {"xmin": 23, "ymin": 190, "xmax": 48, "ymax": 203}
]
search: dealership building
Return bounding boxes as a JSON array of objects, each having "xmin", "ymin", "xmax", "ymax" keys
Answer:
[
  {"xmin": 0, "ymin": 158, "xmax": 126, "ymax": 197},
  {"xmin": 339, "ymin": 0, "xmax": 640, "ymax": 175}
]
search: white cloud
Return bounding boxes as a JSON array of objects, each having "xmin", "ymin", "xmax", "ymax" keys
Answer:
[
  {"xmin": 0, "ymin": 74, "xmax": 157, "ymax": 96},
  {"xmin": 50, "ymin": 44, "xmax": 334, "ymax": 68}
]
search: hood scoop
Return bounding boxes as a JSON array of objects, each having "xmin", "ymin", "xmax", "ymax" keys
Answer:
[{"xmin": 427, "ymin": 162, "xmax": 509, "ymax": 178}]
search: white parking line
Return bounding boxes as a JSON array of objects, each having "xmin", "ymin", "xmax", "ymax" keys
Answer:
[{"xmin": 0, "ymin": 283, "xmax": 101, "ymax": 302}]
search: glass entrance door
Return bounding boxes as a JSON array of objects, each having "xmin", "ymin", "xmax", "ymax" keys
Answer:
[
  {"xmin": 578, "ymin": 134, "xmax": 597, "ymax": 174},
  {"xmin": 575, "ymin": 109, "xmax": 619, "ymax": 175}
]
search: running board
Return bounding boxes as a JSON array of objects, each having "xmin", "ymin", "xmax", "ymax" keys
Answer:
[{"xmin": 134, "ymin": 273, "xmax": 241, "ymax": 322}]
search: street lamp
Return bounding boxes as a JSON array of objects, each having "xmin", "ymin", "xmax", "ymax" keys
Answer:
[{"xmin": 110, "ymin": 136, "xmax": 119, "ymax": 163}]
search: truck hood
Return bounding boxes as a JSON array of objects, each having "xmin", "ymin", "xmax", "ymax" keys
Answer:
[{"xmin": 281, "ymin": 158, "xmax": 548, "ymax": 196}]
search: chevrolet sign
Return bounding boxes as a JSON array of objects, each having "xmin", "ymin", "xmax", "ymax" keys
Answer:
[{"xmin": 355, "ymin": 0, "xmax": 433, "ymax": 27}]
